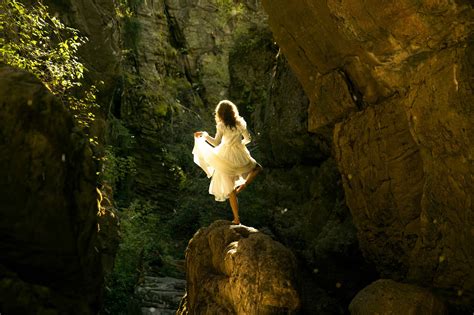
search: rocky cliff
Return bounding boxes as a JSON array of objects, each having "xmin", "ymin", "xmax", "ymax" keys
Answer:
[
  {"xmin": 115, "ymin": 0, "xmax": 269, "ymax": 206},
  {"xmin": 0, "ymin": 65, "xmax": 118, "ymax": 314},
  {"xmin": 262, "ymin": 0, "xmax": 474, "ymax": 311}
]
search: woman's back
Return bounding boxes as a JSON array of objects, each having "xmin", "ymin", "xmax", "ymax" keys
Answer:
[{"xmin": 219, "ymin": 123, "xmax": 244, "ymax": 146}]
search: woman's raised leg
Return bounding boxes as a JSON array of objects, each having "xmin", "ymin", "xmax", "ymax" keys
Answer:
[{"xmin": 236, "ymin": 164, "xmax": 263, "ymax": 194}]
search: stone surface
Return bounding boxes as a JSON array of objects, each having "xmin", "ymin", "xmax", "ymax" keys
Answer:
[
  {"xmin": 251, "ymin": 55, "xmax": 330, "ymax": 166},
  {"xmin": 0, "ymin": 65, "xmax": 117, "ymax": 314},
  {"xmin": 349, "ymin": 279, "xmax": 446, "ymax": 315},
  {"xmin": 308, "ymin": 70, "xmax": 357, "ymax": 132},
  {"xmin": 179, "ymin": 220, "xmax": 300, "ymax": 315},
  {"xmin": 334, "ymin": 102, "xmax": 425, "ymax": 279},
  {"xmin": 135, "ymin": 276, "xmax": 186, "ymax": 315},
  {"xmin": 262, "ymin": 0, "xmax": 474, "ymax": 308}
]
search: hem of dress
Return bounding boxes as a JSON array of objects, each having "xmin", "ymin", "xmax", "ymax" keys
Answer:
[{"xmin": 210, "ymin": 192, "xmax": 228, "ymax": 202}]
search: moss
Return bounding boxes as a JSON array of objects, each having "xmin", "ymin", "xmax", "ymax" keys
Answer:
[{"xmin": 123, "ymin": 17, "xmax": 141, "ymax": 51}]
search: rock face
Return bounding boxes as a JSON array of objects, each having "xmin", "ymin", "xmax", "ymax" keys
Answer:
[
  {"xmin": 262, "ymin": 0, "xmax": 474, "ymax": 308},
  {"xmin": 0, "ymin": 65, "xmax": 117, "ymax": 314},
  {"xmin": 178, "ymin": 221, "xmax": 300, "ymax": 314},
  {"xmin": 349, "ymin": 279, "xmax": 446, "ymax": 315}
]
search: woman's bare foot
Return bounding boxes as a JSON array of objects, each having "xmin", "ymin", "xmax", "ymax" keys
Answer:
[{"xmin": 232, "ymin": 218, "xmax": 241, "ymax": 225}]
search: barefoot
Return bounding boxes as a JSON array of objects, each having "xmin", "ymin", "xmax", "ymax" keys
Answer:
[{"xmin": 232, "ymin": 218, "xmax": 241, "ymax": 225}]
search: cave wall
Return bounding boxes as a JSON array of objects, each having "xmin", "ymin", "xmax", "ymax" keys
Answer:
[
  {"xmin": 262, "ymin": 0, "xmax": 474, "ymax": 308},
  {"xmin": 0, "ymin": 65, "xmax": 117, "ymax": 314}
]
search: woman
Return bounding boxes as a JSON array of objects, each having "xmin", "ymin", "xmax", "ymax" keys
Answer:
[{"xmin": 193, "ymin": 100, "xmax": 262, "ymax": 224}]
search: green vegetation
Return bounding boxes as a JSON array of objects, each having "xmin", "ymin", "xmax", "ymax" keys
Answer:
[
  {"xmin": 115, "ymin": 0, "xmax": 144, "ymax": 51},
  {"xmin": 0, "ymin": 0, "xmax": 99, "ymax": 131},
  {"xmin": 103, "ymin": 199, "xmax": 183, "ymax": 314}
]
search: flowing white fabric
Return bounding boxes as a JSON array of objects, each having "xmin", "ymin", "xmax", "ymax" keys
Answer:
[{"xmin": 192, "ymin": 120, "xmax": 257, "ymax": 201}]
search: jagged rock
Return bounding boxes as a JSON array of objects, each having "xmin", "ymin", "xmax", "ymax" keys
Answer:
[
  {"xmin": 165, "ymin": 0, "xmax": 268, "ymax": 105},
  {"xmin": 0, "ymin": 65, "xmax": 116, "ymax": 313},
  {"xmin": 262, "ymin": 0, "xmax": 474, "ymax": 308},
  {"xmin": 135, "ymin": 276, "xmax": 186, "ymax": 314},
  {"xmin": 179, "ymin": 220, "xmax": 300, "ymax": 314},
  {"xmin": 349, "ymin": 279, "xmax": 446, "ymax": 315}
]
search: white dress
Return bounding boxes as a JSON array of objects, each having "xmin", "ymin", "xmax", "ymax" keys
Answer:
[{"xmin": 192, "ymin": 119, "xmax": 257, "ymax": 201}]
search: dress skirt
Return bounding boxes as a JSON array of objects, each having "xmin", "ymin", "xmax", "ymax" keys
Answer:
[{"xmin": 192, "ymin": 136, "xmax": 257, "ymax": 201}]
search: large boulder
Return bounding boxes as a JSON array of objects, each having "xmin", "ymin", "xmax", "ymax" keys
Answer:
[
  {"xmin": 262, "ymin": 0, "xmax": 474, "ymax": 308},
  {"xmin": 178, "ymin": 220, "xmax": 300, "ymax": 314},
  {"xmin": 349, "ymin": 279, "xmax": 446, "ymax": 315},
  {"xmin": 0, "ymin": 64, "xmax": 116, "ymax": 314}
]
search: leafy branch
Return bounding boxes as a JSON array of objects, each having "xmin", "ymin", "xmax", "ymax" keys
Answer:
[{"xmin": 0, "ymin": 0, "xmax": 99, "ymax": 131}]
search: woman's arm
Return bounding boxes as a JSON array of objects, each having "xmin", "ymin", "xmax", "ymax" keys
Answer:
[
  {"xmin": 205, "ymin": 126, "xmax": 223, "ymax": 146},
  {"xmin": 241, "ymin": 128, "xmax": 251, "ymax": 145}
]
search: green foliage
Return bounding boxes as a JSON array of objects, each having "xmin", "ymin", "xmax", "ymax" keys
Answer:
[
  {"xmin": 101, "ymin": 146, "xmax": 137, "ymax": 191},
  {"xmin": 215, "ymin": 0, "xmax": 245, "ymax": 22},
  {"xmin": 103, "ymin": 199, "xmax": 182, "ymax": 314},
  {"xmin": 0, "ymin": 0, "xmax": 99, "ymax": 130},
  {"xmin": 103, "ymin": 200, "xmax": 157, "ymax": 314}
]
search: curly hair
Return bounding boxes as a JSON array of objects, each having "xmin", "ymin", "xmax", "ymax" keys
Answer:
[{"xmin": 214, "ymin": 100, "xmax": 241, "ymax": 129}]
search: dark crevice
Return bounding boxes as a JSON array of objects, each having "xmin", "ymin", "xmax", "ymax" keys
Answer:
[
  {"xmin": 338, "ymin": 69, "xmax": 365, "ymax": 110},
  {"xmin": 163, "ymin": 3, "xmax": 186, "ymax": 51},
  {"xmin": 163, "ymin": 1, "xmax": 207, "ymax": 105}
]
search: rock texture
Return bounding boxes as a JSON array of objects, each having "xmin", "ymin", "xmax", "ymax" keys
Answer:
[
  {"xmin": 0, "ymin": 65, "xmax": 117, "ymax": 314},
  {"xmin": 349, "ymin": 279, "xmax": 446, "ymax": 315},
  {"xmin": 262, "ymin": 0, "xmax": 474, "ymax": 308},
  {"xmin": 135, "ymin": 276, "xmax": 186, "ymax": 315},
  {"xmin": 178, "ymin": 220, "xmax": 300, "ymax": 315}
]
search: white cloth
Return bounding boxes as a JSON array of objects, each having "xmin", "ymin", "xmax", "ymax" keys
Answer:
[{"xmin": 192, "ymin": 120, "xmax": 257, "ymax": 201}]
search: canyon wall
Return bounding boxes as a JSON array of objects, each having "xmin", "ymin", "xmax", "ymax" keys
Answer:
[{"xmin": 262, "ymin": 0, "xmax": 474, "ymax": 310}]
